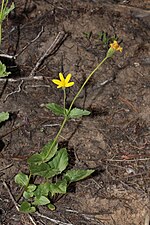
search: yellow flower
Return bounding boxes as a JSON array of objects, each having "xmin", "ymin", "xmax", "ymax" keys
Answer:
[
  {"xmin": 52, "ymin": 73, "xmax": 74, "ymax": 88},
  {"xmin": 110, "ymin": 40, "xmax": 123, "ymax": 52}
]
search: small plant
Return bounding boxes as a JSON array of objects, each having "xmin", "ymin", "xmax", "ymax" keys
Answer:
[
  {"xmin": 15, "ymin": 40, "xmax": 123, "ymax": 213},
  {"xmin": 98, "ymin": 31, "xmax": 121, "ymax": 48},
  {"xmin": 0, "ymin": 60, "xmax": 11, "ymax": 77},
  {"xmin": 0, "ymin": 0, "xmax": 15, "ymax": 77},
  {"xmin": 0, "ymin": 1, "xmax": 15, "ymax": 120},
  {"xmin": 0, "ymin": 0, "xmax": 15, "ymax": 45},
  {"xmin": 83, "ymin": 31, "xmax": 92, "ymax": 40}
]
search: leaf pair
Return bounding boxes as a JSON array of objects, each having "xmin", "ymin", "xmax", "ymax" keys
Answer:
[{"xmin": 46, "ymin": 103, "xmax": 90, "ymax": 119}]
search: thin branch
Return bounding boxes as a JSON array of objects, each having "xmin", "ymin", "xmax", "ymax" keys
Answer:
[
  {"xmin": 2, "ymin": 181, "xmax": 20, "ymax": 211},
  {"xmin": 145, "ymin": 213, "xmax": 150, "ymax": 225},
  {"xmin": 35, "ymin": 212, "xmax": 73, "ymax": 225},
  {"xmin": 107, "ymin": 157, "xmax": 150, "ymax": 162},
  {"xmin": 42, "ymin": 123, "xmax": 60, "ymax": 127},
  {"xmin": 3, "ymin": 181, "xmax": 37, "ymax": 225},
  {"xmin": 3, "ymin": 80, "xmax": 24, "ymax": 102},
  {"xmin": 0, "ymin": 27, "xmax": 43, "ymax": 60},
  {"xmin": 25, "ymin": 84, "xmax": 51, "ymax": 88},
  {"xmin": 15, "ymin": 26, "xmax": 44, "ymax": 58},
  {"xmin": 0, "ymin": 53, "xmax": 15, "ymax": 59},
  {"xmin": 29, "ymin": 31, "xmax": 69, "ymax": 77},
  {"xmin": 61, "ymin": 208, "xmax": 110, "ymax": 224},
  {"xmin": 0, "ymin": 163, "xmax": 13, "ymax": 172},
  {"xmin": 0, "ymin": 76, "xmax": 44, "ymax": 82}
]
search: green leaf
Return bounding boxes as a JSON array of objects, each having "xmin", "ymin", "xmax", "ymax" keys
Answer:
[
  {"xmin": 20, "ymin": 201, "xmax": 36, "ymax": 213},
  {"xmin": 33, "ymin": 196, "xmax": 50, "ymax": 206},
  {"xmin": 28, "ymin": 153, "xmax": 43, "ymax": 165},
  {"xmin": 102, "ymin": 32, "xmax": 108, "ymax": 45},
  {"xmin": 68, "ymin": 108, "xmax": 90, "ymax": 119},
  {"xmin": 23, "ymin": 184, "xmax": 36, "ymax": 199},
  {"xmin": 0, "ymin": 61, "xmax": 11, "ymax": 77},
  {"xmin": 64, "ymin": 169, "xmax": 94, "ymax": 183},
  {"xmin": 30, "ymin": 162, "xmax": 49, "ymax": 176},
  {"xmin": 0, "ymin": 3, "xmax": 15, "ymax": 22},
  {"xmin": 83, "ymin": 31, "xmax": 92, "ymax": 40},
  {"xmin": 27, "ymin": 184, "xmax": 37, "ymax": 192},
  {"xmin": 47, "ymin": 203, "xmax": 56, "ymax": 211},
  {"xmin": 45, "ymin": 169, "xmax": 60, "ymax": 178},
  {"xmin": 34, "ymin": 183, "xmax": 50, "ymax": 198},
  {"xmin": 40, "ymin": 140, "xmax": 58, "ymax": 162},
  {"xmin": 28, "ymin": 141, "xmax": 58, "ymax": 165},
  {"xmin": 4, "ymin": 3, "xmax": 15, "ymax": 16},
  {"xmin": 49, "ymin": 179, "xmax": 67, "ymax": 197},
  {"xmin": 29, "ymin": 162, "xmax": 58, "ymax": 178},
  {"xmin": 46, "ymin": 103, "xmax": 68, "ymax": 116},
  {"xmin": 23, "ymin": 191, "xmax": 34, "ymax": 199},
  {"xmin": 14, "ymin": 173, "xmax": 29, "ymax": 187},
  {"xmin": 0, "ymin": 112, "xmax": 9, "ymax": 123},
  {"xmin": 48, "ymin": 148, "xmax": 68, "ymax": 173}
]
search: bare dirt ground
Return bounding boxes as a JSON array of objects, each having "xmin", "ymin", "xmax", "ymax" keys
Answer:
[{"xmin": 0, "ymin": 0, "xmax": 150, "ymax": 224}]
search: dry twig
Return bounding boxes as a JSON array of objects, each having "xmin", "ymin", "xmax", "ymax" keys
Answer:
[
  {"xmin": 119, "ymin": 96, "xmax": 138, "ymax": 113},
  {"xmin": 35, "ymin": 211, "xmax": 73, "ymax": 225},
  {"xmin": 3, "ymin": 80, "xmax": 24, "ymax": 102},
  {"xmin": 0, "ymin": 76, "xmax": 44, "ymax": 82},
  {"xmin": 15, "ymin": 27, "xmax": 44, "ymax": 58},
  {"xmin": 0, "ymin": 53, "xmax": 14, "ymax": 59},
  {"xmin": 3, "ymin": 181, "xmax": 37, "ymax": 225},
  {"xmin": 107, "ymin": 157, "xmax": 150, "ymax": 162},
  {"xmin": 0, "ymin": 163, "xmax": 13, "ymax": 172},
  {"xmin": 0, "ymin": 27, "xmax": 44, "ymax": 60},
  {"xmin": 144, "ymin": 213, "xmax": 150, "ymax": 225},
  {"xmin": 29, "ymin": 31, "xmax": 69, "ymax": 77}
]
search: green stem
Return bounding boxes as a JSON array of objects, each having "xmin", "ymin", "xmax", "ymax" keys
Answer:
[
  {"xmin": 53, "ymin": 88, "xmax": 67, "ymax": 143},
  {"xmin": 54, "ymin": 116, "xmax": 68, "ymax": 142},
  {"xmin": 42, "ymin": 116, "xmax": 67, "ymax": 163},
  {"xmin": 63, "ymin": 88, "xmax": 66, "ymax": 114},
  {"xmin": 43, "ymin": 89, "xmax": 68, "ymax": 161},
  {"xmin": 26, "ymin": 173, "xmax": 31, "ymax": 187},
  {"xmin": 68, "ymin": 56, "xmax": 108, "ymax": 113},
  {"xmin": 0, "ymin": 0, "xmax": 4, "ymax": 45},
  {"xmin": 0, "ymin": 23, "xmax": 2, "ymax": 45}
]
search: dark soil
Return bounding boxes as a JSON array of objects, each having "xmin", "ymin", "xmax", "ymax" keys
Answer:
[{"xmin": 0, "ymin": 0, "xmax": 150, "ymax": 224}]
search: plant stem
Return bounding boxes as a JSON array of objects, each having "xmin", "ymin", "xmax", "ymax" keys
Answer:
[
  {"xmin": 63, "ymin": 88, "xmax": 66, "ymax": 114},
  {"xmin": 0, "ymin": 0, "xmax": 4, "ymax": 45},
  {"xmin": 54, "ymin": 116, "xmax": 68, "ymax": 142},
  {"xmin": 52, "ymin": 88, "xmax": 68, "ymax": 143},
  {"xmin": 26, "ymin": 173, "xmax": 32, "ymax": 188},
  {"xmin": 54, "ymin": 56, "xmax": 109, "ymax": 142},
  {"xmin": 68, "ymin": 56, "xmax": 108, "ymax": 114}
]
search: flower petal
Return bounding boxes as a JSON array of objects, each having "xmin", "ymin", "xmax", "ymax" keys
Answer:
[
  {"xmin": 65, "ymin": 82, "xmax": 74, "ymax": 87},
  {"xmin": 59, "ymin": 73, "xmax": 65, "ymax": 82},
  {"xmin": 52, "ymin": 79, "xmax": 62, "ymax": 86},
  {"xmin": 110, "ymin": 40, "xmax": 123, "ymax": 52},
  {"xmin": 65, "ymin": 73, "xmax": 72, "ymax": 83},
  {"xmin": 118, "ymin": 46, "xmax": 123, "ymax": 52}
]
